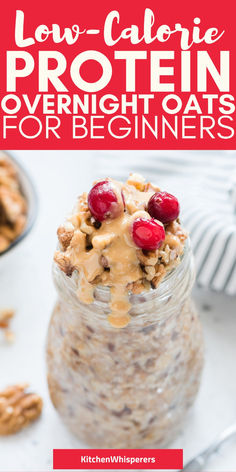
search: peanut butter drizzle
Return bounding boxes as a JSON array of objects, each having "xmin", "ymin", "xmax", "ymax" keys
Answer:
[
  {"xmin": 67, "ymin": 178, "xmax": 156, "ymax": 327},
  {"xmin": 55, "ymin": 174, "xmax": 186, "ymax": 328}
]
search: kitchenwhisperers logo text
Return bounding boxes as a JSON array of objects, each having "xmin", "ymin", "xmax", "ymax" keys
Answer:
[{"xmin": 1, "ymin": 8, "xmax": 235, "ymax": 141}]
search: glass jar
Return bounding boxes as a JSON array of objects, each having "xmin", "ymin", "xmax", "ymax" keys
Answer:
[{"xmin": 46, "ymin": 241, "xmax": 204, "ymax": 448}]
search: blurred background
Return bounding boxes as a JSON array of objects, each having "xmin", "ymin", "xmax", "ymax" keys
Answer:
[{"xmin": 0, "ymin": 150, "xmax": 236, "ymax": 471}]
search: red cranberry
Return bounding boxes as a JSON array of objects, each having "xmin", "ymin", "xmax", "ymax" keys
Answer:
[
  {"xmin": 148, "ymin": 191, "xmax": 180, "ymax": 224},
  {"xmin": 132, "ymin": 218, "xmax": 165, "ymax": 251},
  {"xmin": 88, "ymin": 180, "xmax": 124, "ymax": 222}
]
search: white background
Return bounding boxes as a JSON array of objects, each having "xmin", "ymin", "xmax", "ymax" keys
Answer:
[{"xmin": 0, "ymin": 150, "xmax": 236, "ymax": 471}]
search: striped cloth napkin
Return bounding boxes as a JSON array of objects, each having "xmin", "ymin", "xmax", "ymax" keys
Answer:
[{"xmin": 93, "ymin": 150, "xmax": 236, "ymax": 296}]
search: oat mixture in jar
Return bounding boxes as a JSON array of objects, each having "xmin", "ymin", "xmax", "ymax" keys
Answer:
[{"xmin": 46, "ymin": 173, "xmax": 204, "ymax": 448}]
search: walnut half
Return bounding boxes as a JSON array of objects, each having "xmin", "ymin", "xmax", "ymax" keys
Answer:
[{"xmin": 0, "ymin": 384, "xmax": 43, "ymax": 435}]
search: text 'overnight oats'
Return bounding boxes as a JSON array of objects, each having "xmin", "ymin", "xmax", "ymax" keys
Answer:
[
  {"xmin": 54, "ymin": 174, "xmax": 187, "ymax": 327},
  {"xmin": 47, "ymin": 173, "xmax": 204, "ymax": 448}
]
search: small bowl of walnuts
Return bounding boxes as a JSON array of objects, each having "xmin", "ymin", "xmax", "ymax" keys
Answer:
[{"xmin": 0, "ymin": 151, "xmax": 37, "ymax": 258}]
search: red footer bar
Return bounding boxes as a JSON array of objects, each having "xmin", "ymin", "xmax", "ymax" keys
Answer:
[{"xmin": 53, "ymin": 448, "xmax": 183, "ymax": 469}]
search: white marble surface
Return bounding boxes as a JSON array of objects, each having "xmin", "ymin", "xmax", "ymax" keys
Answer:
[{"xmin": 0, "ymin": 150, "xmax": 236, "ymax": 472}]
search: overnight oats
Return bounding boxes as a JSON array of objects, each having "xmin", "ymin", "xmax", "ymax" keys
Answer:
[{"xmin": 46, "ymin": 173, "xmax": 204, "ymax": 448}]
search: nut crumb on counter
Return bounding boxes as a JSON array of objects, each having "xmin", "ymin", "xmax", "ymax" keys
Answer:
[{"xmin": 0, "ymin": 309, "xmax": 15, "ymax": 342}]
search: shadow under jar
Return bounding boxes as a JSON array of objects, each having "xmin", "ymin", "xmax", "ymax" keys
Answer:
[{"xmin": 46, "ymin": 240, "xmax": 204, "ymax": 448}]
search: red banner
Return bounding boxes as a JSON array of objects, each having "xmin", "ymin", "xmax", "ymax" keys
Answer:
[
  {"xmin": 53, "ymin": 448, "xmax": 183, "ymax": 470},
  {"xmin": 0, "ymin": 0, "xmax": 235, "ymax": 149}
]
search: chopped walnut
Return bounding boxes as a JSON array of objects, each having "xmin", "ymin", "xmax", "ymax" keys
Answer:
[
  {"xmin": 54, "ymin": 251, "xmax": 74, "ymax": 276},
  {"xmin": 165, "ymin": 233, "xmax": 182, "ymax": 250},
  {"xmin": 80, "ymin": 219, "xmax": 94, "ymax": 235},
  {"xmin": 159, "ymin": 244, "xmax": 171, "ymax": 265},
  {"xmin": 151, "ymin": 264, "xmax": 166, "ymax": 288},
  {"xmin": 144, "ymin": 265, "xmax": 156, "ymax": 281},
  {"xmin": 0, "ymin": 384, "xmax": 43, "ymax": 435},
  {"xmin": 127, "ymin": 279, "xmax": 148, "ymax": 294},
  {"xmin": 127, "ymin": 173, "xmax": 146, "ymax": 191},
  {"xmin": 57, "ymin": 224, "xmax": 74, "ymax": 251},
  {"xmin": 137, "ymin": 249, "xmax": 158, "ymax": 266},
  {"xmin": 77, "ymin": 192, "xmax": 89, "ymax": 213},
  {"xmin": 166, "ymin": 220, "xmax": 188, "ymax": 243}
]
